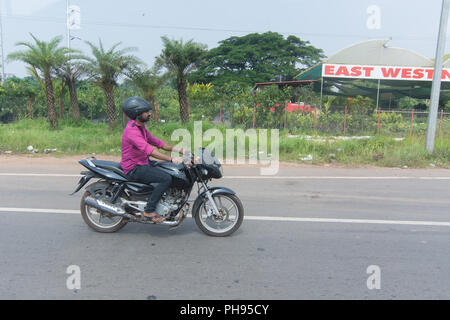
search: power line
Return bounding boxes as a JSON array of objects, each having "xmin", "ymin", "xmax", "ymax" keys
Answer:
[{"xmin": 1, "ymin": 13, "xmax": 445, "ymax": 42}]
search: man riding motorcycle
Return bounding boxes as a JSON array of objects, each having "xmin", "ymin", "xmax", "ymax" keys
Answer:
[{"xmin": 121, "ymin": 96, "xmax": 185, "ymax": 224}]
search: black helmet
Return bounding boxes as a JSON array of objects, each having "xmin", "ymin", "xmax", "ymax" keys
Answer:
[{"xmin": 122, "ymin": 96, "xmax": 152, "ymax": 120}]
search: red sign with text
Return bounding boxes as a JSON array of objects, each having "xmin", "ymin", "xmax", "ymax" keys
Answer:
[{"xmin": 322, "ymin": 63, "xmax": 450, "ymax": 81}]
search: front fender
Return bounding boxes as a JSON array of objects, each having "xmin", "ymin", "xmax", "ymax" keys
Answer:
[{"xmin": 192, "ymin": 187, "xmax": 236, "ymax": 217}]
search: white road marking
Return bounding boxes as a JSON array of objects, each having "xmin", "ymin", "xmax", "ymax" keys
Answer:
[
  {"xmin": 224, "ymin": 176, "xmax": 450, "ymax": 180},
  {"xmin": 0, "ymin": 173, "xmax": 80, "ymax": 177},
  {"xmin": 0, "ymin": 207, "xmax": 79, "ymax": 214},
  {"xmin": 244, "ymin": 215, "xmax": 450, "ymax": 227},
  {"xmin": 1, "ymin": 173, "xmax": 450, "ymax": 180},
  {"xmin": 1, "ymin": 207, "xmax": 450, "ymax": 227}
]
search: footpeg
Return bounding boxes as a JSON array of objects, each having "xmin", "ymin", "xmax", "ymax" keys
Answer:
[{"xmin": 168, "ymin": 204, "xmax": 189, "ymax": 230}]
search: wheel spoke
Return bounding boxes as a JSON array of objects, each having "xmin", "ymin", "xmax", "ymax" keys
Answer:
[
  {"xmin": 197, "ymin": 195, "xmax": 241, "ymax": 234},
  {"xmin": 226, "ymin": 204, "xmax": 235, "ymax": 213}
]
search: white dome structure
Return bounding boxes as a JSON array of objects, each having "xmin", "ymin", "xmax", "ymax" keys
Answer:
[{"xmin": 327, "ymin": 39, "xmax": 433, "ymax": 67}]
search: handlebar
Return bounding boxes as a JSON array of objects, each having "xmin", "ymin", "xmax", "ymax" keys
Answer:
[{"xmin": 181, "ymin": 151, "xmax": 201, "ymax": 167}]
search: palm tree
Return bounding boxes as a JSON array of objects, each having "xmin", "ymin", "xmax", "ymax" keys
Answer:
[
  {"xmin": 83, "ymin": 40, "xmax": 142, "ymax": 128},
  {"xmin": 128, "ymin": 66, "xmax": 169, "ymax": 105},
  {"xmin": 58, "ymin": 62, "xmax": 85, "ymax": 121},
  {"xmin": 155, "ymin": 36, "xmax": 207, "ymax": 123},
  {"xmin": 7, "ymin": 34, "xmax": 76, "ymax": 128}
]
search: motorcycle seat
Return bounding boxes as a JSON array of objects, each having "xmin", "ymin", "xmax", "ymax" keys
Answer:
[
  {"xmin": 91, "ymin": 160, "xmax": 128, "ymax": 179},
  {"xmin": 91, "ymin": 160, "xmax": 184, "ymax": 181}
]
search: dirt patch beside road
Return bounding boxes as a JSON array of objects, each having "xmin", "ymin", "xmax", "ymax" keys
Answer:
[
  {"xmin": 1, "ymin": 153, "xmax": 449, "ymax": 177},
  {"xmin": 1, "ymin": 153, "xmax": 448, "ymax": 170},
  {"xmin": 0, "ymin": 153, "xmax": 389, "ymax": 169}
]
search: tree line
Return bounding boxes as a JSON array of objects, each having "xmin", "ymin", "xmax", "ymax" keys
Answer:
[{"xmin": 2, "ymin": 32, "xmax": 325, "ymax": 128}]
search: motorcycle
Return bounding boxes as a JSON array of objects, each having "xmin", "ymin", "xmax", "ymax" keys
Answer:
[{"xmin": 71, "ymin": 148, "xmax": 244, "ymax": 237}]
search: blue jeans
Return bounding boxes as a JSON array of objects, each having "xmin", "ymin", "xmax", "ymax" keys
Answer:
[{"xmin": 127, "ymin": 162, "xmax": 172, "ymax": 213}]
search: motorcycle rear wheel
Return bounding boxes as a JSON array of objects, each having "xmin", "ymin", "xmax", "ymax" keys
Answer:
[{"xmin": 80, "ymin": 182, "xmax": 128, "ymax": 233}]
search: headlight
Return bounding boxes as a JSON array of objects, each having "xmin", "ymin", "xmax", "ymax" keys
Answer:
[{"xmin": 202, "ymin": 168, "xmax": 208, "ymax": 176}]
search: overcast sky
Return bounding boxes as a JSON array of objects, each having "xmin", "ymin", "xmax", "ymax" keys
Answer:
[{"xmin": 1, "ymin": 0, "xmax": 447, "ymax": 77}]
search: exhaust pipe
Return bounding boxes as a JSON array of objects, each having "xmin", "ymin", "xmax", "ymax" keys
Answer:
[
  {"xmin": 161, "ymin": 220, "xmax": 179, "ymax": 226},
  {"xmin": 84, "ymin": 197, "xmax": 126, "ymax": 216},
  {"xmin": 84, "ymin": 197, "xmax": 186, "ymax": 227}
]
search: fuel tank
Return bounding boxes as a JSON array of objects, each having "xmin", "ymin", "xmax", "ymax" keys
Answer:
[{"xmin": 156, "ymin": 161, "xmax": 191, "ymax": 188}]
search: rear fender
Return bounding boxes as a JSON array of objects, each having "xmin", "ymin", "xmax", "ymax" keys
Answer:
[{"xmin": 70, "ymin": 171, "xmax": 100, "ymax": 195}]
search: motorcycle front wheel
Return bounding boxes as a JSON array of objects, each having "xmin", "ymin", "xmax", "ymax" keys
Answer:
[{"xmin": 194, "ymin": 193, "xmax": 244, "ymax": 237}]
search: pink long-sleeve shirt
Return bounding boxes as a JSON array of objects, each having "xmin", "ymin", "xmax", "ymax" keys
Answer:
[{"xmin": 120, "ymin": 120, "xmax": 165, "ymax": 175}]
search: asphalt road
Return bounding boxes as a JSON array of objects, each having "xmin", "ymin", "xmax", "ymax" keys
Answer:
[{"xmin": 0, "ymin": 156, "xmax": 449, "ymax": 299}]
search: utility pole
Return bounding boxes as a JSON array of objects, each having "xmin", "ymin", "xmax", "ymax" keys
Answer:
[
  {"xmin": 0, "ymin": 0, "xmax": 6, "ymax": 83},
  {"xmin": 66, "ymin": 0, "xmax": 71, "ymax": 49},
  {"xmin": 426, "ymin": 0, "xmax": 450, "ymax": 152}
]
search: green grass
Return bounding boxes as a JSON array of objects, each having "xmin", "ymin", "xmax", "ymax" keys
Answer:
[
  {"xmin": 0, "ymin": 119, "xmax": 449, "ymax": 168},
  {"xmin": 278, "ymin": 131, "xmax": 450, "ymax": 168},
  {"xmin": 0, "ymin": 119, "xmax": 122, "ymax": 155}
]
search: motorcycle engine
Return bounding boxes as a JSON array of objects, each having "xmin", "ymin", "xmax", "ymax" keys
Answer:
[{"xmin": 155, "ymin": 189, "xmax": 185, "ymax": 217}]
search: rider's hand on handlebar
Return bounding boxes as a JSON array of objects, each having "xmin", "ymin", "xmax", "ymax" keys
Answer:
[
  {"xmin": 180, "ymin": 148, "xmax": 191, "ymax": 156},
  {"xmin": 171, "ymin": 157, "xmax": 184, "ymax": 165}
]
